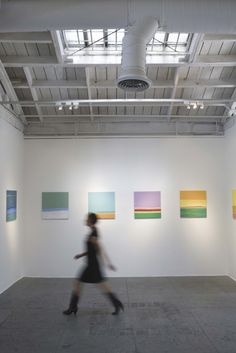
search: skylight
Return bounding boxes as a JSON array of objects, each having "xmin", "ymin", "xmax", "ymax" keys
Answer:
[{"xmin": 61, "ymin": 29, "xmax": 192, "ymax": 56}]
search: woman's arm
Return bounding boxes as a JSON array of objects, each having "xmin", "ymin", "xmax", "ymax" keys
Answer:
[{"xmin": 74, "ymin": 252, "xmax": 87, "ymax": 260}]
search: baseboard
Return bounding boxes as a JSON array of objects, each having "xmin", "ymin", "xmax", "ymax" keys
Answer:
[{"xmin": 0, "ymin": 276, "xmax": 24, "ymax": 295}]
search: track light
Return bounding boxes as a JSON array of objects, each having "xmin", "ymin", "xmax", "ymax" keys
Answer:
[
  {"xmin": 184, "ymin": 101, "xmax": 204, "ymax": 110},
  {"xmin": 56, "ymin": 101, "xmax": 80, "ymax": 110}
]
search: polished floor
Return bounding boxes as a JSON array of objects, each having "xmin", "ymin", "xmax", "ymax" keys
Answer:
[{"xmin": 0, "ymin": 276, "xmax": 236, "ymax": 353}]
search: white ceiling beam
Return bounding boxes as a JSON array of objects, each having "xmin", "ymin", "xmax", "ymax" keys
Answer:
[
  {"xmin": 204, "ymin": 34, "xmax": 236, "ymax": 42},
  {"xmin": 188, "ymin": 34, "xmax": 204, "ymax": 63},
  {"xmin": 167, "ymin": 67, "xmax": 180, "ymax": 122},
  {"xmin": 11, "ymin": 78, "xmax": 236, "ymax": 90},
  {"xmin": 1, "ymin": 56, "xmax": 58, "ymax": 66},
  {"xmin": 196, "ymin": 55, "xmax": 236, "ymax": 67},
  {"xmin": 23, "ymin": 67, "xmax": 44, "ymax": 123},
  {"xmin": 50, "ymin": 31, "xmax": 64, "ymax": 64},
  {"xmin": 21, "ymin": 114, "xmax": 225, "ymax": 121},
  {"xmin": 0, "ymin": 98, "xmax": 233, "ymax": 107},
  {"xmin": 0, "ymin": 60, "xmax": 27, "ymax": 124},
  {"xmin": 2, "ymin": 55, "xmax": 236, "ymax": 67},
  {"xmin": 12, "ymin": 79, "xmax": 87, "ymax": 89},
  {"xmin": 85, "ymin": 67, "xmax": 94, "ymax": 121},
  {"xmin": 0, "ymin": 32, "xmax": 53, "ymax": 43}
]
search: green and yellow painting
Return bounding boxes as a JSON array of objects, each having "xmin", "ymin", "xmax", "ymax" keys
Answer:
[
  {"xmin": 180, "ymin": 190, "xmax": 207, "ymax": 218},
  {"xmin": 232, "ymin": 190, "xmax": 236, "ymax": 219}
]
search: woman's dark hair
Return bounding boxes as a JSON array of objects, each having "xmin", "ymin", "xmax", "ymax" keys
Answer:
[{"xmin": 88, "ymin": 213, "xmax": 98, "ymax": 225}]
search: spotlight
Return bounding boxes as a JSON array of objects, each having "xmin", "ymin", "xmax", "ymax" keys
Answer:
[
  {"xmin": 58, "ymin": 105, "xmax": 63, "ymax": 111},
  {"xmin": 187, "ymin": 104, "xmax": 191, "ymax": 110},
  {"xmin": 193, "ymin": 102, "xmax": 197, "ymax": 110},
  {"xmin": 69, "ymin": 104, "xmax": 73, "ymax": 110},
  {"xmin": 200, "ymin": 103, "xmax": 204, "ymax": 110}
]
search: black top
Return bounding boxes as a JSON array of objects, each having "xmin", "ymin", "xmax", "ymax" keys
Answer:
[{"xmin": 78, "ymin": 227, "xmax": 104, "ymax": 283}]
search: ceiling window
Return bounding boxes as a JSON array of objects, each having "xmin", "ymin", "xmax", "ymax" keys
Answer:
[{"xmin": 61, "ymin": 29, "xmax": 192, "ymax": 55}]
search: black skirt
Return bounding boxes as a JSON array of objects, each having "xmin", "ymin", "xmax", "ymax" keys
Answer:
[
  {"xmin": 79, "ymin": 263, "xmax": 104, "ymax": 283},
  {"xmin": 78, "ymin": 228, "xmax": 105, "ymax": 283}
]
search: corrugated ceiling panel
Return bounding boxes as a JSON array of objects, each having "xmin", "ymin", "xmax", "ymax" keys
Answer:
[
  {"xmin": 44, "ymin": 67, "xmax": 57, "ymax": 80},
  {"xmin": 54, "ymin": 67, "xmax": 66, "ymax": 80},
  {"xmin": 107, "ymin": 66, "xmax": 117, "ymax": 115},
  {"xmin": 75, "ymin": 67, "xmax": 86, "ymax": 81},
  {"xmin": 0, "ymin": 43, "xmax": 6, "ymax": 56},
  {"xmin": 32, "ymin": 67, "xmax": 47, "ymax": 79},
  {"xmin": 219, "ymin": 42, "xmax": 235, "ymax": 55},
  {"xmin": 15, "ymin": 88, "xmax": 32, "ymax": 100},
  {"xmin": 116, "ymin": 87, "xmax": 125, "ymax": 116}
]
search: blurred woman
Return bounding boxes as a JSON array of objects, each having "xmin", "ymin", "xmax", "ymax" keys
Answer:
[{"xmin": 63, "ymin": 213, "xmax": 124, "ymax": 316}]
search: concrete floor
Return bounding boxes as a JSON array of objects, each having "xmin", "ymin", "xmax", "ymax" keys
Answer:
[{"xmin": 0, "ymin": 277, "xmax": 236, "ymax": 353}]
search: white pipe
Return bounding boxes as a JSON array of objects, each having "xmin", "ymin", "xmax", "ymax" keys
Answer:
[
  {"xmin": 117, "ymin": 17, "xmax": 159, "ymax": 90},
  {"xmin": 0, "ymin": 0, "xmax": 235, "ymax": 33}
]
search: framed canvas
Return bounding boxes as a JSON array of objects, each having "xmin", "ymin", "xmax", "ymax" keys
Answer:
[
  {"xmin": 42, "ymin": 192, "xmax": 69, "ymax": 220},
  {"xmin": 180, "ymin": 190, "xmax": 207, "ymax": 218},
  {"xmin": 232, "ymin": 190, "xmax": 236, "ymax": 219},
  {"xmin": 134, "ymin": 191, "xmax": 161, "ymax": 219},
  {"xmin": 88, "ymin": 192, "xmax": 115, "ymax": 219},
  {"xmin": 6, "ymin": 190, "xmax": 17, "ymax": 222}
]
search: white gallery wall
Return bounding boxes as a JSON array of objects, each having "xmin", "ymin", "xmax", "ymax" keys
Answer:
[
  {"xmin": 225, "ymin": 121, "xmax": 236, "ymax": 281},
  {"xmin": 23, "ymin": 137, "xmax": 227, "ymax": 278},
  {"xmin": 0, "ymin": 107, "xmax": 24, "ymax": 294}
]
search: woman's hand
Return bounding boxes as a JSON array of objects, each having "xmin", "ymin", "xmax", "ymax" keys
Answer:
[
  {"xmin": 108, "ymin": 264, "xmax": 116, "ymax": 271},
  {"xmin": 74, "ymin": 252, "xmax": 87, "ymax": 260}
]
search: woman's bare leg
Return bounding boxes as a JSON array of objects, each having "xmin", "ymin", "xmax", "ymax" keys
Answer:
[
  {"xmin": 98, "ymin": 280, "xmax": 112, "ymax": 294},
  {"xmin": 73, "ymin": 279, "xmax": 82, "ymax": 296},
  {"xmin": 98, "ymin": 281, "xmax": 124, "ymax": 315}
]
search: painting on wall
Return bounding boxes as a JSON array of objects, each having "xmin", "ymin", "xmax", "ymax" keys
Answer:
[
  {"xmin": 180, "ymin": 190, "xmax": 207, "ymax": 218},
  {"xmin": 6, "ymin": 190, "xmax": 17, "ymax": 222},
  {"xmin": 42, "ymin": 192, "xmax": 69, "ymax": 220},
  {"xmin": 134, "ymin": 191, "xmax": 161, "ymax": 219},
  {"xmin": 232, "ymin": 190, "xmax": 236, "ymax": 219},
  {"xmin": 88, "ymin": 192, "xmax": 115, "ymax": 219}
]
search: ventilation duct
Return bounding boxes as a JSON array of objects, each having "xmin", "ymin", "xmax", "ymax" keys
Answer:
[{"xmin": 117, "ymin": 17, "xmax": 158, "ymax": 92}]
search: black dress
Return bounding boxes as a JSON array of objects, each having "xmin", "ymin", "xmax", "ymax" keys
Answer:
[{"xmin": 79, "ymin": 228, "xmax": 104, "ymax": 283}]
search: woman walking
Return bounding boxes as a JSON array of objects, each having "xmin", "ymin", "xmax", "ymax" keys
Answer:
[{"xmin": 63, "ymin": 213, "xmax": 124, "ymax": 316}]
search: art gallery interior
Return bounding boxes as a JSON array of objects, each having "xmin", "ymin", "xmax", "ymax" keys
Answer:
[{"xmin": 0, "ymin": 1, "xmax": 236, "ymax": 352}]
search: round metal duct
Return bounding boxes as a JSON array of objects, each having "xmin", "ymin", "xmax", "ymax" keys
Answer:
[
  {"xmin": 117, "ymin": 17, "xmax": 158, "ymax": 92},
  {"xmin": 117, "ymin": 75, "xmax": 151, "ymax": 92}
]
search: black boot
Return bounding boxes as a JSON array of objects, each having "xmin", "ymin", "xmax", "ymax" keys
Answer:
[
  {"xmin": 63, "ymin": 291, "xmax": 79, "ymax": 316},
  {"xmin": 106, "ymin": 293, "xmax": 124, "ymax": 315}
]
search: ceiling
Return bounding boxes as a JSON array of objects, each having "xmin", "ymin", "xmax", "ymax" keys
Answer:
[{"xmin": 0, "ymin": 1, "xmax": 235, "ymax": 137}]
